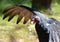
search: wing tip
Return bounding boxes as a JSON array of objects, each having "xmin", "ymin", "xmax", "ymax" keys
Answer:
[
  {"xmin": 8, "ymin": 19, "xmax": 10, "ymax": 22},
  {"xmin": 16, "ymin": 22, "xmax": 19, "ymax": 24},
  {"xmin": 3, "ymin": 17, "xmax": 5, "ymax": 20},
  {"xmin": 23, "ymin": 21, "xmax": 26, "ymax": 24},
  {"xmin": 3, "ymin": 16, "xmax": 6, "ymax": 20}
]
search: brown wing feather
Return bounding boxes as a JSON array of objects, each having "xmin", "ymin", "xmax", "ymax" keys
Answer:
[
  {"xmin": 17, "ymin": 13, "xmax": 23, "ymax": 24},
  {"xmin": 23, "ymin": 9, "xmax": 34, "ymax": 24},
  {"xmin": 17, "ymin": 8, "xmax": 29, "ymax": 24},
  {"xmin": 3, "ymin": 6, "xmax": 35, "ymax": 24},
  {"xmin": 3, "ymin": 6, "xmax": 17, "ymax": 13},
  {"xmin": 3, "ymin": 6, "xmax": 16, "ymax": 13},
  {"xmin": 3, "ymin": 7, "xmax": 18, "ymax": 19},
  {"xmin": 8, "ymin": 9, "xmax": 20, "ymax": 21},
  {"xmin": 3, "ymin": 7, "xmax": 24, "ymax": 19}
]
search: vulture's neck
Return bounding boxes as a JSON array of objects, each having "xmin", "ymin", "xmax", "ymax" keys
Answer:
[
  {"xmin": 33, "ymin": 11, "xmax": 49, "ymax": 26},
  {"xmin": 34, "ymin": 11, "xmax": 49, "ymax": 42}
]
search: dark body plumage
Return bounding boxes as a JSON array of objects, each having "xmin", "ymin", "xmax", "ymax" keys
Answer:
[
  {"xmin": 3, "ymin": 5, "xmax": 60, "ymax": 42},
  {"xmin": 35, "ymin": 23, "xmax": 49, "ymax": 42}
]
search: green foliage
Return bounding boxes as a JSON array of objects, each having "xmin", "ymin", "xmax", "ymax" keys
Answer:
[
  {"xmin": 52, "ymin": 0, "xmax": 60, "ymax": 4},
  {"xmin": 0, "ymin": 0, "xmax": 32, "ymax": 14},
  {"xmin": 0, "ymin": 14, "xmax": 37, "ymax": 42},
  {"xmin": 0, "ymin": 0, "xmax": 14, "ymax": 14}
]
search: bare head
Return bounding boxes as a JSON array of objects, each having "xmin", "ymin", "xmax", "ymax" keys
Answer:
[{"xmin": 31, "ymin": 15, "xmax": 40, "ymax": 24}]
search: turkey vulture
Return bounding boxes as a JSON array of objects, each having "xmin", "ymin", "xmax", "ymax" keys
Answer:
[{"xmin": 3, "ymin": 5, "xmax": 60, "ymax": 42}]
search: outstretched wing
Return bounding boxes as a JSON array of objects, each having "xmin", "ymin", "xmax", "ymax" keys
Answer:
[
  {"xmin": 47, "ymin": 19, "xmax": 60, "ymax": 42},
  {"xmin": 3, "ymin": 5, "xmax": 36, "ymax": 24},
  {"xmin": 45, "ymin": 18, "xmax": 60, "ymax": 33}
]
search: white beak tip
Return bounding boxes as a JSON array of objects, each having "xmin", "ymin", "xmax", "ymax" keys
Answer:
[{"xmin": 30, "ymin": 21, "xmax": 34, "ymax": 24}]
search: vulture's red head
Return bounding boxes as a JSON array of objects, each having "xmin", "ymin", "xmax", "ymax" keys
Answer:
[{"xmin": 31, "ymin": 16, "xmax": 40, "ymax": 24}]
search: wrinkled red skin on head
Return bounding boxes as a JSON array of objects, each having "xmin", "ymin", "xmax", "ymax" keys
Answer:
[{"xmin": 31, "ymin": 17, "xmax": 39, "ymax": 24}]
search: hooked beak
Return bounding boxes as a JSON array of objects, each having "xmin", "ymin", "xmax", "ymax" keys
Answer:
[
  {"xmin": 30, "ymin": 18, "xmax": 35, "ymax": 24},
  {"xmin": 31, "ymin": 21, "xmax": 35, "ymax": 24}
]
